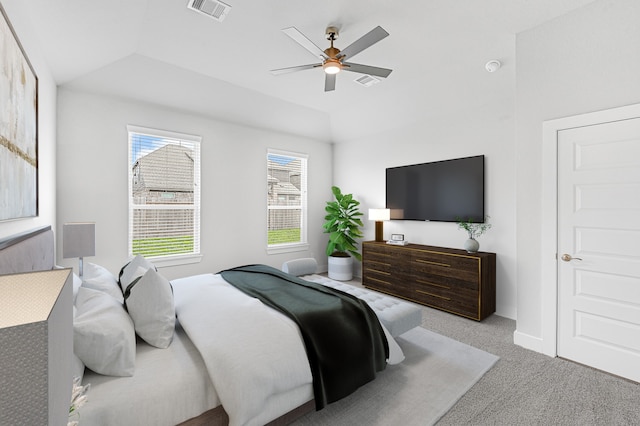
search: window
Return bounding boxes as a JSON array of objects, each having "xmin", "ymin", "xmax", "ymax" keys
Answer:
[
  {"xmin": 267, "ymin": 149, "xmax": 308, "ymax": 252},
  {"xmin": 128, "ymin": 126, "xmax": 201, "ymax": 265}
]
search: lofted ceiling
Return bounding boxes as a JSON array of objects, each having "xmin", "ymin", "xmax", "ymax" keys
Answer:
[{"xmin": 22, "ymin": 0, "xmax": 596, "ymax": 142}]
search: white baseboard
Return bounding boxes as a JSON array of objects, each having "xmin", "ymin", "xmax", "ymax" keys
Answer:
[{"xmin": 513, "ymin": 329, "xmax": 546, "ymax": 355}]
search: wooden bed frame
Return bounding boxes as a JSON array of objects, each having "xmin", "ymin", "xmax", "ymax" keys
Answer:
[{"xmin": 0, "ymin": 226, "xmax": 315, "ymax": 425}]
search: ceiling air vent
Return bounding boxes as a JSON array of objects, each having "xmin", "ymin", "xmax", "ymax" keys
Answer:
[
  {"xmin": 187, "ymin": 0, "xmax": 232, "ymax": 22},
  {"xmin": 354, "ymin": 74, "xmax": 380, "ymax": 87}
]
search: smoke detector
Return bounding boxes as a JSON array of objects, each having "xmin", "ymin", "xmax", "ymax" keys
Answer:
[
  {"xmin": 485, "ymin": 60, "xmax": 501, "ymax": 73},
  {"xmin": 187, "ymin": 0, "xmax": 232, "ymax": 22}
]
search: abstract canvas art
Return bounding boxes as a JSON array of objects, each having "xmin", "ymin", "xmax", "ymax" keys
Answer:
[{"xmin": 0, "ymin": 5, "xmax": 38, "ymax": 221}]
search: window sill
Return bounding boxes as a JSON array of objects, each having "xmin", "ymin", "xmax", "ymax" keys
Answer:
[
  {"xmin": 267, "ymin": 243, "xmax": 310, "ymax": 255},
  {"xmin": 148, "ymin": 253, "xmax": 203, "ymax": 268}
]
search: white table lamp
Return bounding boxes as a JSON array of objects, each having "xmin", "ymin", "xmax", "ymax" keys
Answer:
[{"xmin": 369, "ymin": 208, "xmax": 390, "ymax": 242}]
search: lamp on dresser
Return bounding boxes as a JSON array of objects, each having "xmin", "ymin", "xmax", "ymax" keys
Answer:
[
  {"xmin": 0, "ymin": 269, "xmax": 73, "ymax": 425},
  {"xmin": 63, "ymin": 222, "xmax": 95, "ymax": 278},
  {"xmin": 368, "ymin": 208, "xmax": 390, "ymax": 242}
]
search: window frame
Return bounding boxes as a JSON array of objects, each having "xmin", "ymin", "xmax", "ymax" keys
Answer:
[
  {"xmin": 266, "ymin": 148, "xmax": 309, "ymax": 254},
  {"xmin": 127, "ymin": 125, "xmax": 202, "ymax": 267}
]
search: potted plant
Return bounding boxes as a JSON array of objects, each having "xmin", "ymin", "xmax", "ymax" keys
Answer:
[
  {"xmin": 456, "ymin": 216, "xmax": 491, "ymax": 253},
  {"xmin": 323, "ymin": 186, "xmax": 364, "ymax": 280}
]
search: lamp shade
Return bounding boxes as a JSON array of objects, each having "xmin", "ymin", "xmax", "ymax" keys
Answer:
[
  {"xmin": 63, "ymin": 223, "xmax": 95, "ymax": 258},
  {"xmin": 368, "ymin": 208, "xmax": 390, "ymax": 221}
]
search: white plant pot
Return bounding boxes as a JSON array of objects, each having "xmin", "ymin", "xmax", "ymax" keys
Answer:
[{"xmin": 328, "ymin": 255, "xmax": 353, "ymax": 281}]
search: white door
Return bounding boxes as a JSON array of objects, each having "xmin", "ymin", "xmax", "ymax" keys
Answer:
[{"xmin": 557, "ymin": 117, "xmax": 640, "ymax": 382}]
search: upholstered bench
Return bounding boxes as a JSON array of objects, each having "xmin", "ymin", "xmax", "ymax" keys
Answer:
[{"xmin": 282, "ymin": 258, "xmax": 422, "ymax": 337}]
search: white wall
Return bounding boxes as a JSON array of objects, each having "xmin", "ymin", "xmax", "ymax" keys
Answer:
[
  {"xmin": 0, "ymin": 2, "xmax": 57, "ymax": 241},
  {"xmin": 56, "ymin": 89, "xmax": 333, "ymax": 280},
  {"xmin": 333, "ymin": 89, "xmax": 518, "ymax": 318},
  {"xmin": 514, "ymin": 0, "xmax": 640, "ymax": 349}
]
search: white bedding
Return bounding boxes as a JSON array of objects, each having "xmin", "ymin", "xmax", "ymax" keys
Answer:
[
  {"xmin": 80, "ymin": 322, "xmax": 219, "ymax": 425},
  {"xmin": 172, "ymin": 273, "xmax": 315, "ymax": 426},
  {"xmin": 80, "ymin": 271, "xmax": 400, "ymax": 426}
]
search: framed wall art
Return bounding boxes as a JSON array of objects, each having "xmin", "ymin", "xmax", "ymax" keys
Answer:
[{"xmin": 0, "ymin": 3, "xmax": 38, "ymax": 221}]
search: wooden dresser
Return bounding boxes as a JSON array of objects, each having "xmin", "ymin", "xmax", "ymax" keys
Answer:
[{"xmin": 362, "ymin": 241, "xmax": 496, "ymax": 321}]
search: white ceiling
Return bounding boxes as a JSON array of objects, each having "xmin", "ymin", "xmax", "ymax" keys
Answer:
[{"xmin": 23, "ymin": 0, "xmax": 596, "ymax": 142}]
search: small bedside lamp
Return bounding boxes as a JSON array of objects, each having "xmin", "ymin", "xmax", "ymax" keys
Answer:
[
  {"xmin": 369, "ymin": 208, "xmax": 390, "ymax": 242},
  {"xmin": 63, "ymin": 222, "xmax": 95, "ymax": 278}
]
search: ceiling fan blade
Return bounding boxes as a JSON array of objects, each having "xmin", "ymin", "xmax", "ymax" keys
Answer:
[
  {"xmin": 282, "ymin": 27, "xmax": 328, "ymax": 60},
  {"xmin": 343, "ymin": 62, "xmax": 393, "ymax": 78},
  {"xmin": 324, "ymin": 73, "xmax": 336, "ymax": 92},
  {"xmin": 337, "ymin": 26, "xmax": 389, "ymax": 60},
  {"xmin": 270, "ymin": 63, "xmax": 321, "ymax": 75}
]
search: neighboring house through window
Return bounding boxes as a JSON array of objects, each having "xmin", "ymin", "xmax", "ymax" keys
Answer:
[
  {"xmin": 267, "ymin": 149, "xmax": 308, "ymax": 253},
  {"xmin": 128, "ymin": 125, "xmax": 201, "ymax": 265}
]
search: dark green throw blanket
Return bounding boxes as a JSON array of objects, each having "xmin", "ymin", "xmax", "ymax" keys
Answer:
[{"xmin": 219, "ymin": 264, "xmax": 388, "ymax": 410}]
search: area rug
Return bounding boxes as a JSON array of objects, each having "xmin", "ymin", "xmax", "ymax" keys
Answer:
[{"xmin": 293, "ymin": 327, "xmax": 499, "ymax": 425}]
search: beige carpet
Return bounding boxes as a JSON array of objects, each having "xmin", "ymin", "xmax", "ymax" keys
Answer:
[{"xmin": 293, "ymin": 327, "xmax": 499, "ymax": 425}]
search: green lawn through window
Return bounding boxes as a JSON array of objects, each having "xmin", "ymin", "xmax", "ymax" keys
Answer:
[
  {"xmin": 268, "ymin": 228, "xmax": 300, "ymax": 245},
  {"xmin": 133, "ymin": 236, "xmax": 194, "ymax": 257}
]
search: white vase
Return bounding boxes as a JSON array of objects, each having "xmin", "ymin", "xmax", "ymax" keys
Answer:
[
  {"xmin": 328, "ymin": 255, "xmax": 353, "ymax": 281},
  {"xmin": 464, "ymin": 238, "xmax": 480, "ymax": 253}
]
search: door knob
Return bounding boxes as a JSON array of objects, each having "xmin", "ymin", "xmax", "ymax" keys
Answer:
[{"xmin": 561, "ymin": 253, "xmax": 583, "ymax": 262}]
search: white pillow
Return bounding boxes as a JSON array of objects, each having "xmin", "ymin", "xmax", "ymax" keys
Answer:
[
  {"xmin": 125, "ymin": 267, "xmax": 175, "ymax": 349},
  {"xmin": 74, "ymin": 287, "xmax": 136, "ymax": 376},
  {"xmin": 118, "ymin": 254, "xmax": 156, "ymax": 294},
  {"xmin": 82, "ymin": 263, "xmax": 124, "ymax": 303},
  {"xmin": 282, "ymin": 258, "xmax": 317, "ymax": 276},
  {"xmin": 71, "ymin": 305, "xmax": 85, "ymax": 381}
]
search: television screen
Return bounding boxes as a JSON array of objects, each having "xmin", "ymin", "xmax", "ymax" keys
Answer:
[{"xmin": 386, "ymin": 155, "xmax": 485, "ymax": 222}]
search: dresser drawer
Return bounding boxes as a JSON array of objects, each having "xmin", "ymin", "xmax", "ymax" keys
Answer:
[
  {"xmin": 363, "ymin": 244, "xmax": 398, "ymax": 261},
  {"xmin": 410, "ymin": 251, "xmax": 479, "ymax": 285},
  {"xmin": 407, "ymin": 270, "xmax": 479, "ymax": 292}
]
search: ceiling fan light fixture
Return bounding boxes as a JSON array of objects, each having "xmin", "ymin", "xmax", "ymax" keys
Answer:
[{"xmin": 323, "ymin": 60, "xmax": 342, "ymax": 74}]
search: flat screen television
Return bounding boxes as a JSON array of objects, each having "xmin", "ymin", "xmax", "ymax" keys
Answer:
[{"xmin": 386, "ymin": 155, "xmax": 485, "ymax": 222}]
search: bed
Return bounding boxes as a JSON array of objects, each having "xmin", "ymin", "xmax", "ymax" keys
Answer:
[{"xmin": 0, "ymin": 226, "xmax": 404, "ymax": 426}]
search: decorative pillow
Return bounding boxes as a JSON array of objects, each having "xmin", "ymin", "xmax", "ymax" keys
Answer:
[
  {"xmin": 82, "ymin": 263, "xmax": 124, "ymax": 303},
  {"xmin": 118, "ymin": 254, "xmax": 156, "ymax": 294},
  {"xmin": 74, "ymin": 287, "xmax": 136, "ymax": 376},
  {"xmin": 125, "ymin": 267, "xmax": 175, "ymax": 349},
  {"xmin": 282, "ymin": 258, "xmax": 317, "ymax": 276}
]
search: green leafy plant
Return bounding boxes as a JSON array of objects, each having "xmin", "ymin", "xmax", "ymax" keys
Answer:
[
  {"xmin": 456, "ymin": 215, "xmax": 492, "ymax": 239},
  {"xmin": 323, "ymin": 186, "xmax": 364, "ymax": 260}
]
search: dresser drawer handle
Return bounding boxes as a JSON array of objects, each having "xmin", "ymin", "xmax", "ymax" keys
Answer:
[
  {"xmin": 415, "ymin": 259, "xmax": 450, "ymax": 267},
  {"xmin": 364, "ymin": 268, "xmax": 391, "ymax": 276},
  {"xmin": 368, "ymin": 277, "xmax": 392, "ymax": 286},
  {"xmin": 416, "ymin": 279, "xmax": 450, "ymax": 289},
  {"xmin": 415, "ymin": 289, "xmax": 450, "ymax": 300},
  {"xmin": 367, "ymin": 251, "xmax": 391, "ymax": 257},
  {"xmin": 366, "ymin": 260, "xmax": 391, "ymax": 268}
]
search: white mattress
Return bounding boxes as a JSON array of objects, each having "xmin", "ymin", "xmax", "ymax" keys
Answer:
[{"xmin": 79, "ymin": 322, "xmax": 220, "ymax": 426}]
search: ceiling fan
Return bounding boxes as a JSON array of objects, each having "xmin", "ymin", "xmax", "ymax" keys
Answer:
[{"xmin": 270, "ymin": 26, "xmax": 392, "ymax": 92}]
